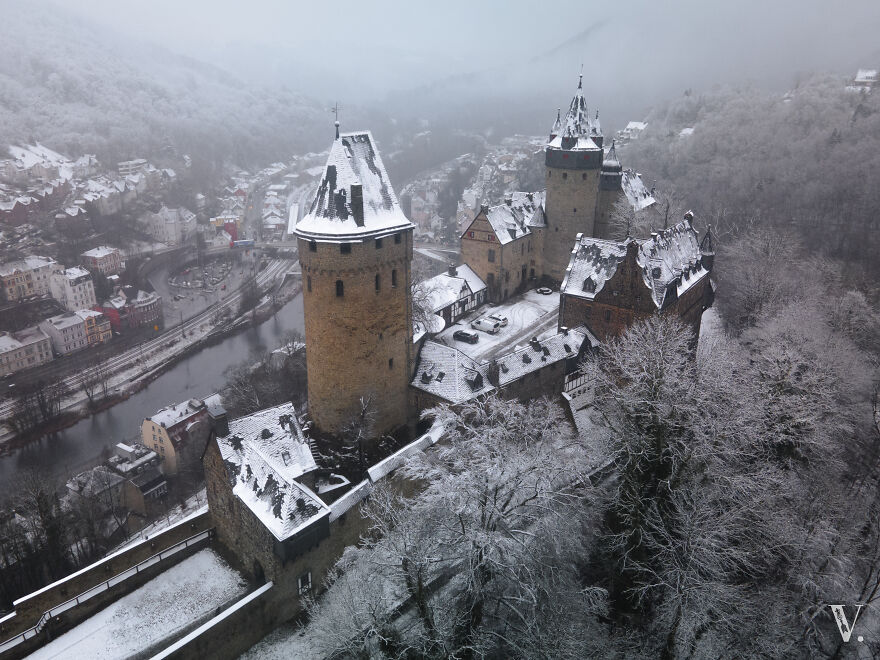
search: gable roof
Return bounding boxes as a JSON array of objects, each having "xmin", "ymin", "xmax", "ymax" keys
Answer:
[
  {"xmin": 295, "ymin": 131, "xmax": 413, "ymax": 241},
  {"xmin": 475, "ymin": 191, "xmax": 545, "ymax": 245},
  {"xmin": 216, "ymin": 403, "xmax": 329, "ymax": 542},
  {"xmin": 561, "ymin": 219, "xmax": 709, "ymax": 309}
]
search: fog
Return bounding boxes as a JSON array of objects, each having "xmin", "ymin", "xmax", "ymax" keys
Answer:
[{"xmin": 61, "ymin": 0, "xmax": 880, "ymax": 128}]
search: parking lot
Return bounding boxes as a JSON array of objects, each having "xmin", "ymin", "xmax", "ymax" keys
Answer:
[{"xmin": 436, "ymin": 288, "xmax": 560, "ymax": 361}]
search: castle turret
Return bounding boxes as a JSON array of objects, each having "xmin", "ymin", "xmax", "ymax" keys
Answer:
[
  {"xmin": 542, "ymin": 74, "xmax": 604, "ymax": 283},
  {"xmin": 594, "ymin": 140, "xmax": 624, "ymax": 240},
  {"xmin": 295, "ymin": 130, "xmax": 414, "ymax": 438}
]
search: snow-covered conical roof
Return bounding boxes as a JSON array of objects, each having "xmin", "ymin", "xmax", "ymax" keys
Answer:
[
  {"xmin": 295, "ymin": 131, "xmax": 413, "ymax": 241},
  {"xmin": 547, "ymin": 74, "xmax": 602, "ymax": 151}
]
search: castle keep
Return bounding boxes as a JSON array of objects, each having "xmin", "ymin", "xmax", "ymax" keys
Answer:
[
  {"xmin": 461, "ymin": 75, "xmax": 656, "ymax": 301},
  {"xmin": 294, "ymin": 130, "xmax": 414, "ymax": 437}
]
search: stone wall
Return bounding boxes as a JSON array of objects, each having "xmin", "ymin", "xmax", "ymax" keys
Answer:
[
  {"xmin": 543, "ymin": 165, "xmax": 601, "ymax": 283},
  {"xmin": 298, "ymin": 228, "xmax": 413, "ymax": 437},
  {"xmin": 0, "ymin": 510, "xmax": 212, "ymax": 658}
]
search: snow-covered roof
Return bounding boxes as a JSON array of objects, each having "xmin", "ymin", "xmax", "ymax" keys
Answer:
[
  {"xmin": 625, "ymin": 121, "xmax": 648, "ymax": 131},
  {"xmin": 64, "ymin": 266, "xmax": 91, "ymax": 281},
  {"xmin": 216, "ymin": 403, "xmax": 329, "ymax": 542},
  {"xmin": 622, "ymin": 169, "xmax": 655, "ymax": 210},
  {"xmin": 855, "ymin": 69, "xmax": 878, "ymax": 83},
  {"xmin": 679, "ymin": 127, "xmax": 694, "ymax": 137},
  {"xmin": 148, "ymin": 399, "xmax": 205, "ymax": 429},
  {"xmin": 67, "ymin": 465, "xmax": 125, "ymax": 498},
  {"xmin": 75, "ymin": 309, "xmax": 104, "ymax": 321},
  {"xmin": 81, "ymin": 246, "xmax": 119, "ymax": 259},
  {"xmin": 481, "ymin": 191, "xmax": 545, "ymax": 245},
  {"xmin": 419, "ymin": 264, "xmax": 486, "ymax": 314},
  {"xmin": 548, "ymin": 75, "xmax": 602, "ymax": 149},
  {"xmin": 493, "ymin": 327, "xmax": 592, "ymax": 386},
  {"xmin": 411, "ymin": 341, "xmax": 492, "ymax": 404},
  {"xmin": 295, "ymin": 131, "xmax": 413, "ymax": 241},
  {"xmin": 44, "ymin": 312, "xmax": 85, "ymax": 329},
  {"xmin": 561, "ymin": 219, "xmax": 709, "ymax": 309}
]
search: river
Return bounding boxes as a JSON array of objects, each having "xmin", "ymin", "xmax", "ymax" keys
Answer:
[{"xmin": 0, "ymin": 293, "xmax": 305, "ymax": 495}]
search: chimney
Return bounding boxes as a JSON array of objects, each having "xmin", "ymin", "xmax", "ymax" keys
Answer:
[
  {"xmin": 561, "ymin": 326, "xmax": 569, "ymax": 335},
  {"xmin": 487, "ymin": 359, "xmax": 500, "ymax": 386},
  {"xmin": 351, "ymin": 184, "xmax": 364, "ymax": 226},
  {"xmin": 448, "ymin": 263, "xmax": 458, "ymax": 277},
  {"xmin": 479, "ymin": 203, "xmax": 488, "ymax": 215}
]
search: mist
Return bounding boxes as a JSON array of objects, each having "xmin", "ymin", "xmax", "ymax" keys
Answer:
[{"xmin": 60, "ymin": 0, "xmax": 880, "ymax": 130}]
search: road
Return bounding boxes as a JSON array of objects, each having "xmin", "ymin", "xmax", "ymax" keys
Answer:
[{"xmin": 0, "ymin": 258, "xmax": 292, "ymax": 423}]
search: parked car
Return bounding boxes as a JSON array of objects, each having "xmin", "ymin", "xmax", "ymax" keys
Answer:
[
  {"xmin": 453, "ymin": 329, "xmax": 479, "ymax": 344},
  {"xmin": 488, "ymin": 314, "xmax": 508, "ymax": 327},
  {"xmin": 536, "ymin": 287, "xmax": 553, "ymax": 295},
  {"xmin": 471, "ymin": 318, "xmax": 501, "ymax": 334}
]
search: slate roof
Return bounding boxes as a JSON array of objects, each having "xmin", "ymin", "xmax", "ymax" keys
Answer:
[
  {"xmin": 481, "ymin": 191, "xmax": 545, "ymax": 245},
  {"xmin": 295, "ymin": 131, "xmax": 413, "ymax": 241},
  {"xmin": 622, "ymin": 169, "xmax": 655, "ymax": 210},
  {"xmin": 216, "ymin": 403, "xmax": 329, "ymax": 542},
  {"xmin": 494, "ymin": 327, "xmax": 592, "ymax": 387},
  {"xmin": 411, "ymin": 341, "xmax": 492, "ymax": 404},
  {"xmin": 547, "ymin": 74, "xmax": 602, "ymax": 150},
  {"xmin": 561, "ymin": 219, "xmax": 709, "ymax": 309}
]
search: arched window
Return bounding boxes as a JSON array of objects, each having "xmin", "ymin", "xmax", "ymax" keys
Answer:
[{"xmin": 336, "ymin": 280, "xmax": 344, "ymax": 297}]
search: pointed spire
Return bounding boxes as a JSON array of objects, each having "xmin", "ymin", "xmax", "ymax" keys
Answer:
[{"xmin": 700, "ymin": 223, "xmax": 715, "ymax": 255}]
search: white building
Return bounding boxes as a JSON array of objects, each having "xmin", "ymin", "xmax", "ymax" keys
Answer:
[
  {"xmin": 0, "ymin": 327, "xmax": 53, "ymax": 376},
  {"xmin": 142, "ymin": 206, "xmax": 197, "ymax": 246},
  {"xmin": 50, "ymin": 267, "xmax": 96, "ymax": 311},
  {"xmin": 39, "ymin": 312, "xmax": 88, "ymax": 355},
  {"xmin": 0, "ymin": 255, "xmax": 61, "ymax": 301},
  {"xmin": 81, "ymin": 246, "xmax": 123, "ymax": 276}
]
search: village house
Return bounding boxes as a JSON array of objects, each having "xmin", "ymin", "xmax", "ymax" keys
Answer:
[
  {"xmin": 141, "ymin": 398, "xmax": 215, "ymax": 475},
  {"xmin": 39, "ymin": 312, "xmax": 88, "ymax": 355},
  {"xmin": 117, "ymin": 158, "xmax": 148, "ymax": 178},
  {"xmin": 49, "ymin": 266, "xmax": 96, "ymax": 311},
  {"xmin": 558, "ymin": 216, "xmax": 714, "ymax": 341},
  {"xmin": 75, "ymin": 309, "xmax": 113, "ymax": 346},
  {"xmin": 94, "ymin": 288, "xmax": 163, "ymax": 333},
  {"xmin": 419, "ymin": 263, "xmax": 487, "ymax": 328},
  {"xmin": 0, "ymin": 327, "xmax": 53, "ymax": 376},
  {"xmin": 141, "ymin": 206, "xmax": 197, "ymax": 246},
  {"xmin": 0, "ymin": 255, "xmax": 61, "ymax": 301},
  {"xmin": 80, "ymin": 246, "xmax": 123, "ymax": 276}
]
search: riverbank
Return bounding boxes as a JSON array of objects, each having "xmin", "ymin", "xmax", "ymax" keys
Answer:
[{"xmin": 0, "ymin": 279, "xmax": 302, "ymax": 457}]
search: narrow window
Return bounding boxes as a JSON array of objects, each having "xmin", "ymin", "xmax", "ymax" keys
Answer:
[
  {"xmin": 488, "ymin": 234, "xmax": 494, "ymax": 241},
  {"xmin": 488, "ymin": 249, "xmax": 495, "ymax": 263},
  {"xmin": 394, "ymin": 233, "xmax": 402, "ymax": 244},
  {"xmin": 388, "ymin": 358, "xmax": 394, "ymax": 369},
  {"xmin": 375, "ymin": 238, "xmax": 383, "ymax": 249},
  {"xmin": 582, "ymin": 173, "xmax": 587, "ymax": 180},
  {"xmin": 309, "ymin": 240, "xmax": 317, "ymax": 252},
  {"xmin": 468, "ymin": 231, "xmax": 474, "ymax": 238},
  {"xmin": 336, "ymin": 280, "xmax": 344, "ymax": 297},
  {"xmin": 604, "ymin": 310, "xmax": 611, "ymax": 321},
  {"xmin": 562, "ymin": 172, "xmax": 568, "ymax": 180},
  {"xmin": 391, "ymin": 269, "xmax": 398, "ymax": 287},
  {"xmin": 340, "ymin": 243, "xmax": 351, "ymax": 254},
  {"xmin": 573, "ymin": 208, "xmax": 577, "ymax": 213},
  {"xmin": 547, "ymin": 170, "xmax": 551, "ymax": 177},
  {"xmin": 306, "ymin": 276, "xmax": 312, "ymax": 292},
  {"xmin": 375, "ymin": 273, "xmax": 380, "ymax": 292},
  {"xmin": 298, "ymin": 571, "xmax": 312, "ymax": 595}
]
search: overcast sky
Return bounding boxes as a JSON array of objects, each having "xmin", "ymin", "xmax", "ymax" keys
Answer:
[{"xmin": 61, "ymin": 0, "xmax": 880, "ymax": 117}]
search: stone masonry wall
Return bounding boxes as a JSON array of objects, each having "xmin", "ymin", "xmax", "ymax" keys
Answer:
[
  {"xmin": 543, "ymin": 165, "xmax": 601, "ymax": 283},
  {"xmin": 298, "ymin": 228, "xmax": 413, "ymax": 437}
]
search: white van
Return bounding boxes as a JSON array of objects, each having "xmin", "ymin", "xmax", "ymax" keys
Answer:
[{"xmin": 471, "ymin": 318, "xmax": 500, "ymax": 334}]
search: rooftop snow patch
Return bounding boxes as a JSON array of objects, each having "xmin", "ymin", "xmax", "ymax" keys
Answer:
[
  {"xmin": 476, "ymin": 191, "xmax": 545, "ymax": 245},
  {"xmin": 216, "ymin": 403, "xmax": 329, "ymax": 542},
  {"xmin": 295, "ymin": 131, "xmax": 413, "ymax": 241},
  {"xmin": 622, "ymin": 169, "xmax": 655, "ymax": 210}
]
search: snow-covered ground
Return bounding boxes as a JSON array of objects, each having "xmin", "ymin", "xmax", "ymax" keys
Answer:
[
  {"xmin": 28, "ymin": 549, "xmax": 248, "ymax": 660},
  {"xmin": 436, "ymin": 289, "xmax": 560, "ymax": 362},
  {"xmin": 111, "ymin": 490, "xmax": 207, "ymax": 554}
]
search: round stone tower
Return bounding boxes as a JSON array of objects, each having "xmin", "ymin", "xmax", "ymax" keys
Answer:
[
  {"xmin": 542, "ymin": 75, "xmax": 604, "ymax": 283},
  {"xmin": 294, "ymin": 130, "xmax": 414, "ymax": 438}
]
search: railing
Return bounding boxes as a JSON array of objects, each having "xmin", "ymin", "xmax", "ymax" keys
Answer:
[
  {"xmin": 563, "ymin": 371, "xmax": 589, "ymax": 392},
  {"xmin": 0, "ymin": 529, "xmax": 213, "ymax": 655}
]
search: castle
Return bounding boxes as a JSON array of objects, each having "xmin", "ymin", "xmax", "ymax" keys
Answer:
[{"xmin": 460, "ymin": 74, "xmax": 657, "ymax": 302}]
